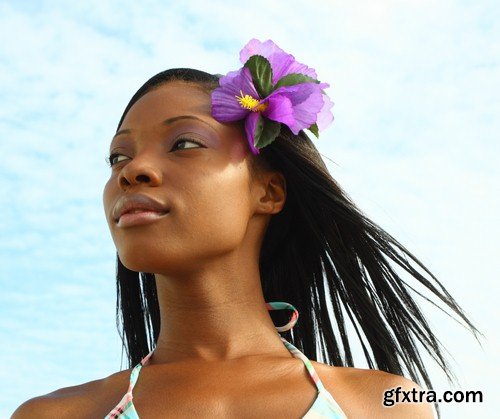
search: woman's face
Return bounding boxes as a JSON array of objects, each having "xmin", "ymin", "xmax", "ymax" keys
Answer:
[{"xmin": 102, "ymin": 81, "xmax": 265, "ymax": 274}]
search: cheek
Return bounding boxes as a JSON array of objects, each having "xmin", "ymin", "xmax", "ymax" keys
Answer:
[
  {"xmin": 184, "ymin": 167, "xmax": 252, "ymax": 246},
  {"xmin": 102, "ymin": 179, "xmax": 115, "ymax": 223}
]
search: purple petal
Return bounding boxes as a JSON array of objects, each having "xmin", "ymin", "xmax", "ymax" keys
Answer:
[
  {"xmin": 218, "ymin": 69, "xmax": 243, "ymax": 86},
  {"xmin": 289, "ymin": 94, "xmax": 325, "ymax": 134},
  {"xmin": 266, "ymin": 83, "xmax": 325, "ymax": 134},
  {"xmin": 211, "ymin": 67, "xmax": 260, "ymax": 122},
  {"xmin": 240, "ymin": 39, "xmax": 317, "ymax": 84},
  {"xmin": 275, "ymin": 83, "xmax": 333, "ymax": 131},
  {"xmin": 262, "ymin": 94, "xmax": 295, "ymax": 126},
  {"xmin": 272, "ymin": 83, "xmax": 317, "ymax": 106},
  {"xmin": 270, "ymin": 54, "xmax": 317, "ymax": 84},
  {"xmin": 316, "ymin": 94, "xmax": 334, "ymax": 131},
  {"xmin": 244, "ymin": 112, "xmax": 261, "ymax": 155},
  {"xmin": 211, "ymin": 91, "xmax": 248, "ymax": 122},
  {"xmin": 240, "ymin": 39, "xmax": 282, "ymax": 63}
]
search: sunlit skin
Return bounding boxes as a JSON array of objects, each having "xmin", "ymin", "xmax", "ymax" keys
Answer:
[
  {"xmin": 11, "ymin": 81, "xmax": 434, "ymax": 418},
  {"xmin": 97, "ymin": 82, "xmax": 433, "ymax": 418},
  {"xmin": 102, "ymin": 81, "xmax": 291, "ymax": 365}
]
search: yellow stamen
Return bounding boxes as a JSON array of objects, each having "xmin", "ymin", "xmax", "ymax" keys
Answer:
[{"xmin": 235, "ymin": 90, "xmax": 268, "ymax": 112}]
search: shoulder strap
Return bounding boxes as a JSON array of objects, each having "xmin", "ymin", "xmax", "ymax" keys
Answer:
[
  {"xmin": 127, "ymin": 349, "xmax": 155, "ymax": 394},
  {"xmin": 265, "ymin": 301, "xmax": 327, "ymax": 393},
  {"xmin": 280, "ymin": 336, "xmax": 327, "ymax": 393},
  {"xmin": 265, "ymin": 301, "xmax": 299, "ymax": 332}
]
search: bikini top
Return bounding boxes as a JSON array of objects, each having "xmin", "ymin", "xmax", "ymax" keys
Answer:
[{"xmin": 105, "ymin": 302, "xmax": 348, "ymax": 418}]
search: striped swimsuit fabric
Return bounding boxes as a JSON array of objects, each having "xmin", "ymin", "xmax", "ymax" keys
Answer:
[{"xmin": 105, "ymin": 302, "xmax": 348, "ymax": 418}]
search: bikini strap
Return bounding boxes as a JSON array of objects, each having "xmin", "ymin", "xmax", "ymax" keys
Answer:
[
  {"xmin": 127, "ymin": 349, "xmax": 155, "ymax": 394},
  {"xmin": 266, "ymin": 301, "xmax": 328, "ymax": 393},
  {"xmin": 280, "ymin": 336, "xmax": 328, "ymax": 393},
  {"xmin": 265, "ymin": 301, "xmax": 299, "ymax": 332}
]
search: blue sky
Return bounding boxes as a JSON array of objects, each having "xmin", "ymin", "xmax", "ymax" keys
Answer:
[{"xmin": 0, "ymin": 0, "xmax": 498, "ymax": 417}]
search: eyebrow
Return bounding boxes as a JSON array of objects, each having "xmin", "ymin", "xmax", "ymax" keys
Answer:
[{"xmin": 112, "ymin": 115, "xmax": 215, "ymax": 139}]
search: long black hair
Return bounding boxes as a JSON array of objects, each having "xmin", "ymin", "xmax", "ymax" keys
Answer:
[{"xmin": 112, "ymin": 68, "xmax": 480, "ymax": 396}]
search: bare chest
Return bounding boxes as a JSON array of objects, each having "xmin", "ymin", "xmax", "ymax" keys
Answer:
[{"xmin": 92, "ymin": 358, "xmax": 334, "ymax": 419}]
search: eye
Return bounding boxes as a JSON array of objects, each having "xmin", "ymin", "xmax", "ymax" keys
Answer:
[
  {"xmin": 105, "ymin": 138, "xmax": 205, "ymax": 167},
  {"xmin": 172, "ymin": 137, "xmax": 205, "ymax": 151},
  {"xmin": 105, "ymin": 153, "xmax": 128, "ymax": 167}
]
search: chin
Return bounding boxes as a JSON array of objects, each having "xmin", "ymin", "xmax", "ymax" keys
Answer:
[
  {"xmin": 117, "ymin": 250, "xmax": 157, "ymax": 273},
  {"xmin": 117, "ymin": 247, "xmax": 189, "ymax": 275}
]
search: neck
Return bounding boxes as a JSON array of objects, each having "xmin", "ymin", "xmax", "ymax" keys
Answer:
[{"xmin": 148, "ymin": 258, "xmax": 292, "ymax": 365}]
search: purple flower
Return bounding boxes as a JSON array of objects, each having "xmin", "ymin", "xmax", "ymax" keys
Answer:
[
  {"xmin": 211, "ymin": 39, "xmax": 334, "ymax": 155},
  {"xmin": 239, "ymin": 39, "xmax": 318, "ymax": 84}
]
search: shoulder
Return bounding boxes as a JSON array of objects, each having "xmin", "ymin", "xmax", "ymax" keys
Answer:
[
  {"xmin": 10, "ymin": 370, "xmax": 129, "ymax": 419},
  {"xmin": 11, "ymin": 395, "xmax": 59, "ymax": 419},
  {"xmin": 315, "ymin": 362, "xmax": 436, "ymax": 419}
]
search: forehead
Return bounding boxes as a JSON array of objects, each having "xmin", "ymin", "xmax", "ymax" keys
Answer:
[
  {"xmin": 119, "ymin": 81, "xmax": 212, "ymax": 129},
  {"xmin": 111, "ymin": 81, "xmax": 251, "ymax": 163}
]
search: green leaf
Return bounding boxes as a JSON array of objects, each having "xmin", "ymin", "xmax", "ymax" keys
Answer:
[
  {"xmin": 252, "ymin": 114, "xmax": 265, "ymax": 148},
  {"xmin": 244, "ymin": 55, "xmax": 273, "ymax": 98},
  {"xmin": 274, "ymin": 73, "xmax": 319, "ymax": 89},
  {"xmin": 255, "ymin": 119, "xmax": 281, "ymax": 149},
  {"xmin": 308, "ymin": 123, "xmax": 319, "ymax": 138}
]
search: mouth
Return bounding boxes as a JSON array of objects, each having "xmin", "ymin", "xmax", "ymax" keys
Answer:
[{"xmin": 116, "ymin": 210, "xmax": 170, "ymax": 228}]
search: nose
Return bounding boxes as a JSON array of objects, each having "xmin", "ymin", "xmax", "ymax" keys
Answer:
[{"xmin": 118, "ymin": 158, "xmax": 162, "ymax": 189}]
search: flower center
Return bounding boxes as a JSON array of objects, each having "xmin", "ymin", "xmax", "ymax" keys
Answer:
[{"xmin": 235, "ymin": 90, "xmax": 268, "ymax": 112}]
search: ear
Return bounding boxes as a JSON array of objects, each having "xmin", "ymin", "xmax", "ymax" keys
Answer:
[{"xmin": 254, "ymin": 171, "xmax": 287, "ymax": 215}]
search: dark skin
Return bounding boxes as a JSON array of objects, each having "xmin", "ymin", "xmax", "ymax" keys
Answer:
[
  {"xmin": 11, "ymin": 82, "xmax": 434, "ymax": 418},
  {"xmin": 104, "ymin": 81, "xmax": 292, "ymax": 366}
]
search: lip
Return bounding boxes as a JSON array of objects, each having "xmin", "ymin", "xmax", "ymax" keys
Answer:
[
  {"xmin": 116, "ymin": 210, "xmax": 169, "ymax": 228},
  {"xmin": 113, "ymin": 193, "xmax": 170, "ymax": 224}
]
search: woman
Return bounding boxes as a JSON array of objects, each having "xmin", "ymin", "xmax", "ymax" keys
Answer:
[{"xmin": 12, "ymin": 39, "xmax": 478, "ymax": 418}]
